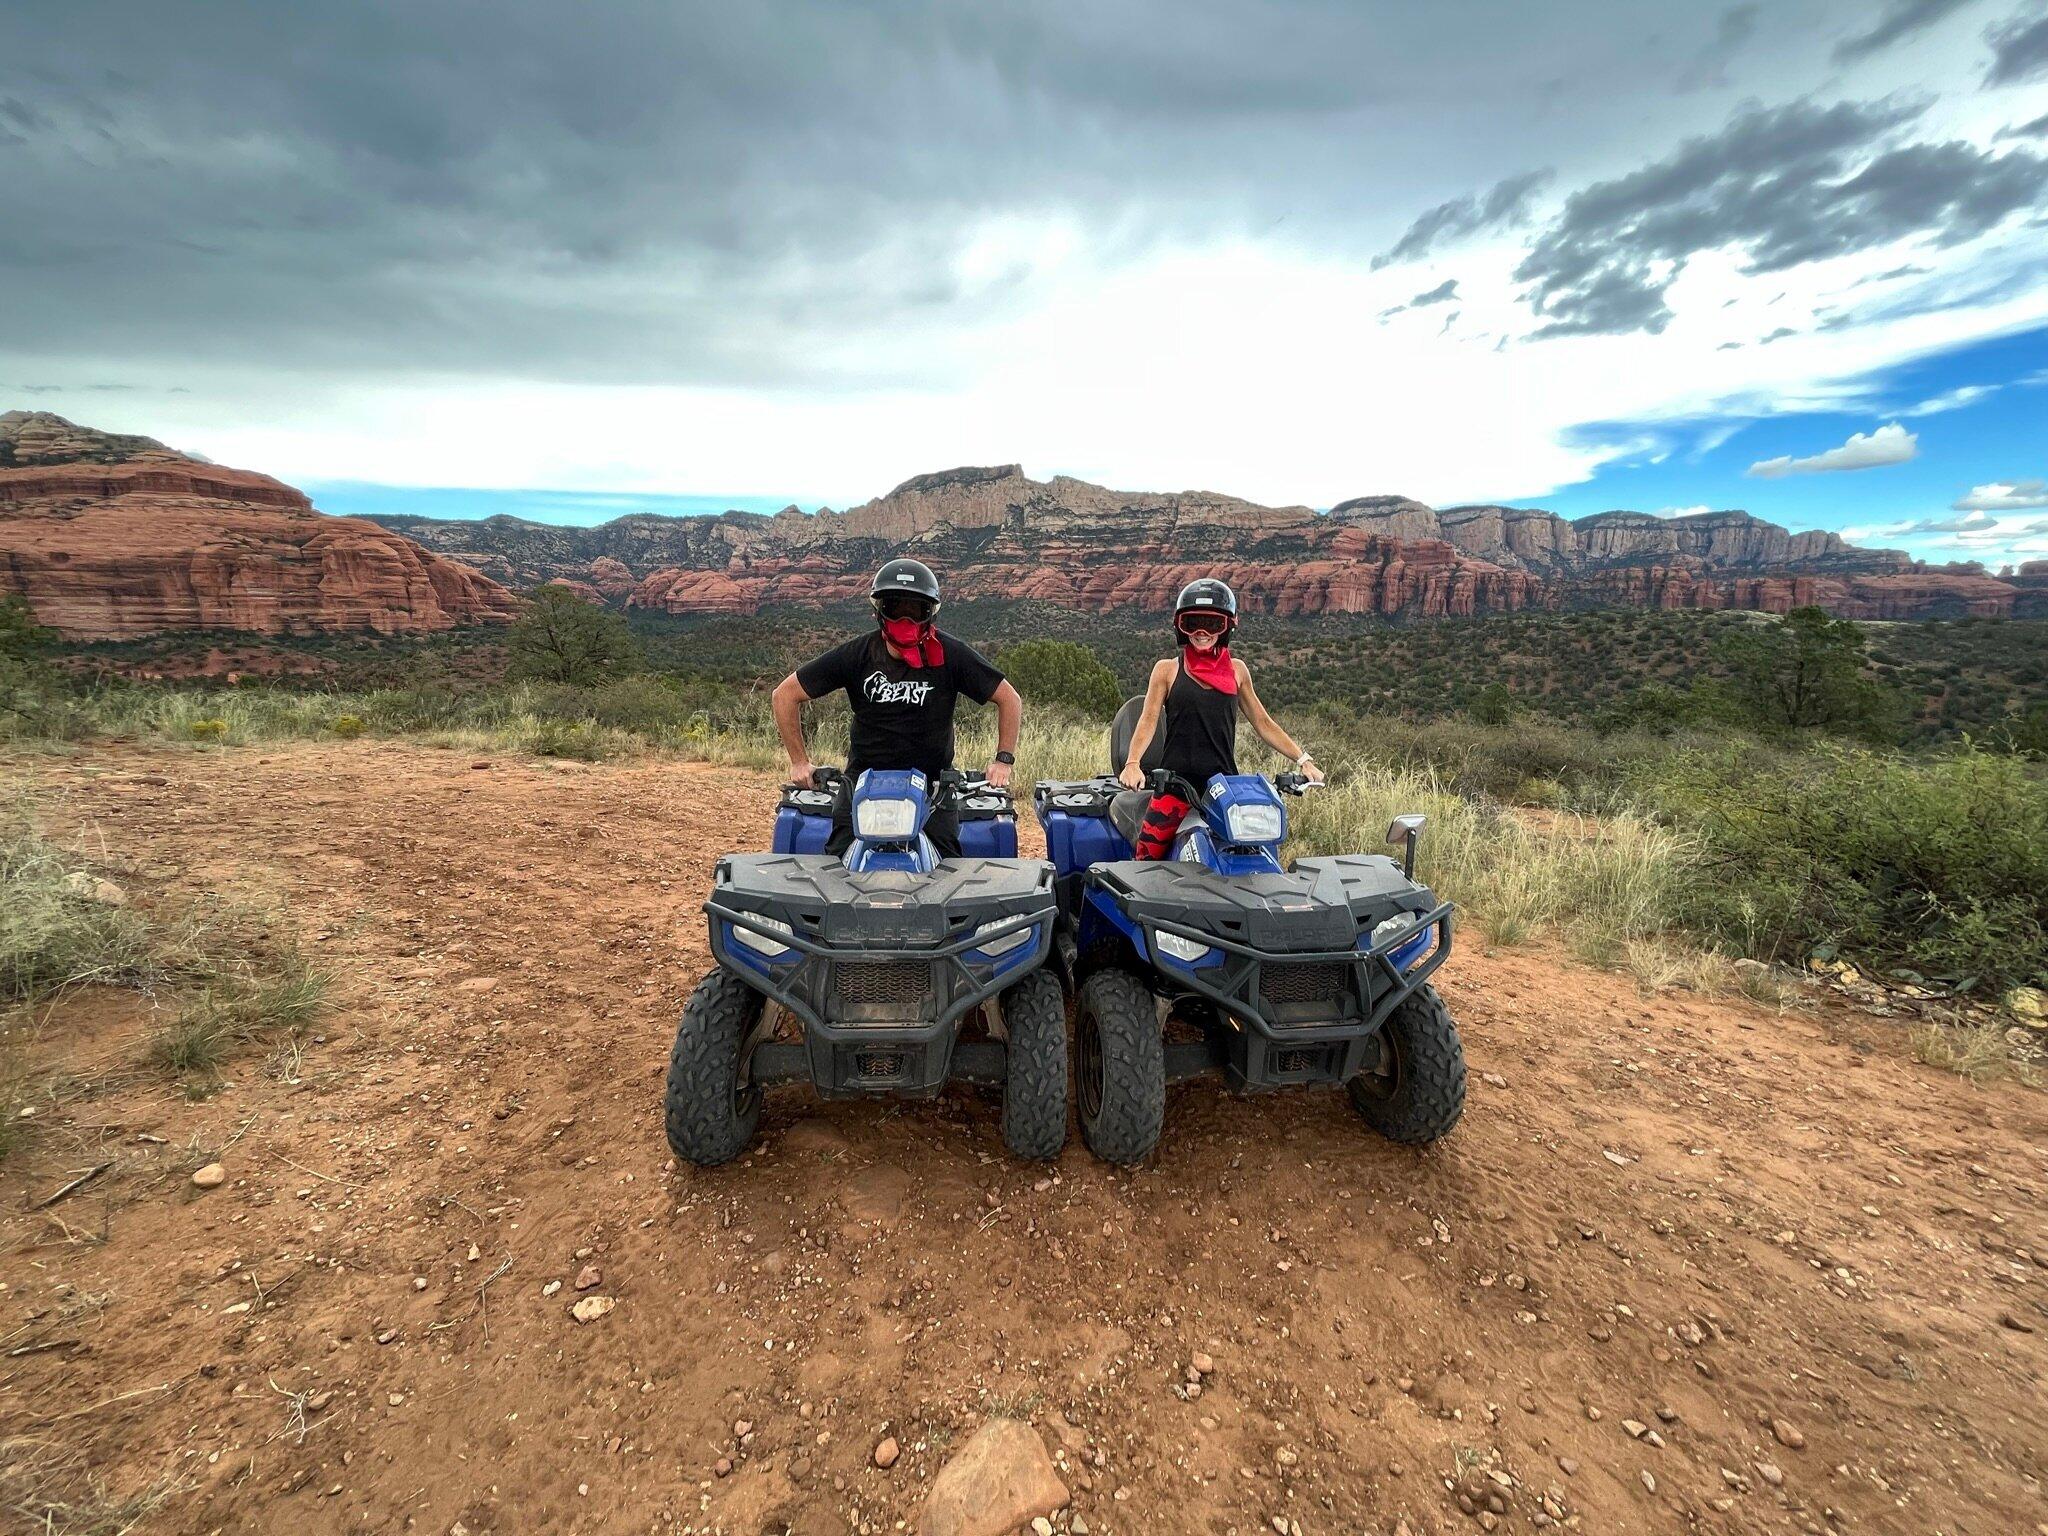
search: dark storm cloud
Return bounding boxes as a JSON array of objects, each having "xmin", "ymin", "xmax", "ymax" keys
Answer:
[
  {"xmin": 1377, "ymin": 277, "xmax": 1461, "ymax": 319},
  {"xmin": 1371, "ymin": 171, "xmax": 1552, "ymax": 270},
  {"xmin": 0, "ymin": 0, "xmax": 1420, "ymax": 387},
  {"xmin": 1986, "ymin": 12, "xmax": 2048, "ymax": 84},
  {"xmin": 1831, "ymin": 0, "xmax": 1977, "ymax": 63},
  {"xmin": 1680, "ymin": 4, "xmax": 1760, "ymax": 90},
  {"xmin": 2001, "ymin": 111, "xmax": 2048, "ymax": 139},
  {"xmin": 1513, "ymin": 97, "xmax": 2048, "ymax": 337}
]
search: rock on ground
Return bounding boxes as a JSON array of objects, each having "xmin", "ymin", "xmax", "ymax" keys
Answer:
[{"xmin": 919, "ymin": 1418, "xmax": 1068, "ymax": 1536}]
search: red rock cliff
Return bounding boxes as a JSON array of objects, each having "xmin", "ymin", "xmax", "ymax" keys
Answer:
[{"xmin": 0, "ymin": 411, "xmax": 518, "ymax": 639}]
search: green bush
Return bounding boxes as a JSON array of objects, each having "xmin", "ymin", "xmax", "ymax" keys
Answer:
[
  {"xmin": 330, "ymin": 714, "xmax": 366, "ymax": 738},
  {"xmin": 996, "ymin": 639, "xmax": 1124, "ymax": 720},
  {"xmin": 189, "ymin": 718, "xmax": 228, "ymax": 741},
  {"xmin": 1635, "ymin": 742, "xmax": 2047, "ymax": 991}
]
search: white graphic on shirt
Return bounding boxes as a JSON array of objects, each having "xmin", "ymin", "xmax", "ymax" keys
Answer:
[{"xmin": 863, "ymin": 671, "xmax": 936, "ymax": 706}]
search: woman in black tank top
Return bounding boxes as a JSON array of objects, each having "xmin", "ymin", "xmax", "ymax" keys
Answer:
[{"xmin": 1115, "ymin": 578, "xmax": 1325, "ymax": 859}]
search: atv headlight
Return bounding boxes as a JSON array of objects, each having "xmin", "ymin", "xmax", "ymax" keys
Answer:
[
  {"xmin": 732, "ymin": 915, "xmax": 795, "ymax": 958},
  {"xmin": 1369, "ymin": 914, "xmax": 1417, "ymax": 948},
  {"xmin": 1224, "ymin": 803, "xmax": 1284, "ymax": 844},
  {"xmin": 854, "ymin": 797, "xmax": 919, "ymax": 841},
  {"xmin": 971, "ymin": 918, "xmax": 1036, "ymax": 957},
  {"xmin": 1154, "ymin": 928, "xmax": 1212, "ymax": 964}
]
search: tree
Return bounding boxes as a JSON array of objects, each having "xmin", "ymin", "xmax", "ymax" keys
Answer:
[
  {"xmin": 506, "ymin": 586, "xmax": 643, "ymax": 686},
  {"xmin": 1713, "ymin": 607, "xmax": 1903, "ymax": 741},
  {"xmin": 1468, "ymin": 681, "xmax": 1513, "ymax": 725},
  {"xmin": 0, "ymin": 594, "xmax": 53, "ymax": 665},
  {"xmin": 0, "ymin": 594, "xmax": 58, "ymax": 733},
  {"xmin": 996, "ymin": 639, "xmax": 1124, "ymax": 719}
]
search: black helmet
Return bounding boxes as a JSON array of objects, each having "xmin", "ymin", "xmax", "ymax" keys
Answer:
[
  {"xmin": 1173, "ymin": 578, "xmax": 1238, "ymax": 620},
  {"xmin": 871, "ymin": 558, "xmax": 941, "ymax": 605}
]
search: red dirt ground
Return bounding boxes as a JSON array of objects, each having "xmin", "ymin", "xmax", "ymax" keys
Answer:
[{"xmin": 2, "ymin": 741, "xmax": 2043, "ymax": 1536}]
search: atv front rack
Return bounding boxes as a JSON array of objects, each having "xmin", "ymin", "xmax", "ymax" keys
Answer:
[{"xmin": 706, "ymin": 898, "xmax": 1049, "ymax": 1036}]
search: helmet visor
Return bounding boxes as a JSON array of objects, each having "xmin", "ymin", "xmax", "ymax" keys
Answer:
[
  {"xmin": 876, "ymin": 594, "xmax": 937, "ymax": 622},
  {"xmin": 1176, "ymin": 611, "xmax": 1230, "ymax": 637}
]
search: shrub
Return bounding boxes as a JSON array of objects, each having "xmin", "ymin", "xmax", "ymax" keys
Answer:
[
  {"xmin": 1, "ymin": 811, "xmax": 152, "ymax": 1001},
  {"xmin": 189, "ymin": 718, "xmax": 228, "ymax": 741},
  {"xmin": 330, "ymin": 714, "xmax": 366, "ymax": 738},
  {"xmin": 996, "ymin": 640, "xmax": 1124, "ymax": 720},
  {"xmin": 1469, "ymin": 682, "xmax": 1513, "ymax": 725},
  {"xmin": 1635, "ymin": 742, "xmax": 2048, "ymax": 992}
]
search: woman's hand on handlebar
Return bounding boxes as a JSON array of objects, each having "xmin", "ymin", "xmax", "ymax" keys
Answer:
[
  {"xmin": 1116, "ymin": 762, "xmax": 1146, "ymax": 792},
  {"xmin": 1302, "ymin": 756, "xmax": 1325, "ymax": 786}
]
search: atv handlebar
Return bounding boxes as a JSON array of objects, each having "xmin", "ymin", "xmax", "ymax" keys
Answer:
[
  {"xmin": 790, "ymin": 765, "xmax": 1011, "ymax": 808},
  {"xmin": 1141, "ymin": 767, "xmax": 1319, "ymax": 799}
]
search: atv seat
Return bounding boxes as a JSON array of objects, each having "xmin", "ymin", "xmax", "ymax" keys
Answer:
[{"xmin": 1108, "ymin": 694, "xmax": 1166, "ymax": 777}]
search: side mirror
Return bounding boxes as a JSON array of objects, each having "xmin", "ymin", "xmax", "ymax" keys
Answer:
[{"xmin": 1386, "ymin": 813, "xmax": 1426, "ymax": 879}]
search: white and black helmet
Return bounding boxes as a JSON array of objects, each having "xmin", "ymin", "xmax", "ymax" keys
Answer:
[
  {"xmin": 1173, "ymin": 578, "xmax": 1238, "ymax": 621},
  {"xmin": 870, "ymin": 558, "xmax": 941, "ymax": 604}
]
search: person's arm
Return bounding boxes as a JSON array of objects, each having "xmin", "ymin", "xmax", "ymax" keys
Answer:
[
  {"xmin": 1117, "ymin": 660, "xmax": 1175, "ymax": 789},
  {"xmin": 1235, "ymin": 663, "xmax": 1323, "ymax": 783},
  {"xmin": 985, "ymin": 680, "xmax": 1022, "ymax": 788},
  {"xmin": 772, "ymin": 672, "xmax": 819, "ymax": 787}
]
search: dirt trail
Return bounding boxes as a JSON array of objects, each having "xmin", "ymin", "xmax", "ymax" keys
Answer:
[{"xmin": 3, "ymin": 740, "xmax": 2044, "ymax": 1536}]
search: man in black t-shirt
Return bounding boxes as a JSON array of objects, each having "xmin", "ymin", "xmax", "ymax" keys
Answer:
[{"xmin": 770, "ymin": 558, "xmax": 1022, "ymax": 858}]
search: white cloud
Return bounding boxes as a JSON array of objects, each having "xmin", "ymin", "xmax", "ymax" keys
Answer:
[
  {"xmin": 1747, "ymin": 422, "xmax": 1918, "ymax": 478},
  {"xmin": 1844, "ymin": 507, "xmax": 2048, "ymax": 568},
  {"xmin": 1897, "ymin": 383, "xmax": 1998, "ymax": 415},
  {"xmin": 1953, "ymin": 478, "xmax": 2048, "ymax": 510},
  {"xmin": 1650, "ymin": 504, "xmax": 1713, "ymax": 518}
]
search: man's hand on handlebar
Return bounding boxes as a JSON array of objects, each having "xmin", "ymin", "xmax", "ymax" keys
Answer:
[
  {"xmin": 984, "ymin": 760, "xmax": 1013, "ymax": 791},
  {"xmin": 787, "ymin": 760, "xmax": 819, "ymax": 790},
  {"xmin": 1116, "ymin": 762, "xmax": 1145, "ymax": 791}
]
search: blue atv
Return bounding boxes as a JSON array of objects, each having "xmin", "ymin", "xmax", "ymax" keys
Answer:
[
  {"xmin": 666, "ymin": 766, "xmax": 1067, "ymax": 1165},
  {"xmin": 1032, "ymin": 701, "xmax": 1465, "ymax": 1165}
]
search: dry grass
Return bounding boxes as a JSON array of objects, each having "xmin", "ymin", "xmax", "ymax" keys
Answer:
[
  {"xmin": 1910, "ymin": 1020, "xmax": 2035, "ymax": 1085},
  {"xmin": 148, "ymin": 956, "xmax": 328, "ymax": 1076},
  {"xmin": 0, "ymin": 1435, "xmax": 182, "ymax": 1536},
  {"xmin": 1, "ymin": 798, "xmax": 152, "ymax": 1003},
  {"xmin": 0, "ymin": 787, "xmax": 332, "ymax": 1132}
]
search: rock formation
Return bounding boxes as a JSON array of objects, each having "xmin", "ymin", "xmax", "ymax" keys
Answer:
[
  {"xmin": 379, "ymin": 461, "xmax": 2035, "ymax": 623},
  {"xmin": 0, "ymin": 411, "xmax": 517, "ymax": 639}
]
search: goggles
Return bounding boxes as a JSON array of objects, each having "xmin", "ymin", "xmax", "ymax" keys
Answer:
[
  {"xmin": 1176, "ymin": 611, "xmax": 1231, "ymax": 636},
  {"xmin": 875, "ymin": 594, "xmax": 938, "ymax": 622}
]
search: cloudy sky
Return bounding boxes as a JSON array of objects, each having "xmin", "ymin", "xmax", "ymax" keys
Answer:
[{"xmin": 4, "ymin": 0, "xmax": 2046, "ymax": 566}]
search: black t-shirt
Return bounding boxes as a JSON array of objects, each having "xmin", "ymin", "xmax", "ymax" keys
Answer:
[{"xmin": 795, "ymin": 630, "xmax": 1005, "ymax": 779}]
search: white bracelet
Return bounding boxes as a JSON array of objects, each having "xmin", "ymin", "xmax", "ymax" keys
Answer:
[{"xmin": 1294, "ymin": 749, "xmax": 1313, "ymax": 767}]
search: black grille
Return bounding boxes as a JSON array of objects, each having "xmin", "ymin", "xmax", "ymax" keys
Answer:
[
  {"xmin": 1274, "ymin": 1047, "xmax": 1320, "ymax": 1075},
  {"xmin": 1260, "ymin": 963, "xmax": 1346, "ymax": 1008},
  {"xmin": 837, "ymin": 962, "xmax": 930, "ymax": 1009},
  {"xmin": 857, "ymin": 1051, "xmax": 904, "ymax": 1079}
]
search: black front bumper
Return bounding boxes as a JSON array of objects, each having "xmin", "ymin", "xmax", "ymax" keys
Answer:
[
  {"xmin": 1152, "ymin": 905, "xmax": 1452, "ymax": 1089},
  {"xmin": 706, "ymin": 853, "xmax": 1057, "ymax": 1098},
  {"xmin": 1085, "ymin": 855, "xmax": 1453, "ymax": 1090}
]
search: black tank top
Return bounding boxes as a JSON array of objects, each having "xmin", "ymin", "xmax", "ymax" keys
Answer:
[{"xmin": 1158, "ymin": 654, "xmax": 1238, "ymax": 787}]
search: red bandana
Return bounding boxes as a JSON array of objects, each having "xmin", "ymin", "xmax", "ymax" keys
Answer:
[
  {"xmin": 882, "ymin": 619, "xmax": 945, "ymax": 669},
  {"xmin": 1181, "ymin": 642, "xmax": 1237, "ymax": 694}
]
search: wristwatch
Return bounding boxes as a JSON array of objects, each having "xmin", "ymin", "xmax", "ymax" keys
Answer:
[{"xmin": 993, "ymin": 750, "xmax": 1016, "ymax": 765}]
